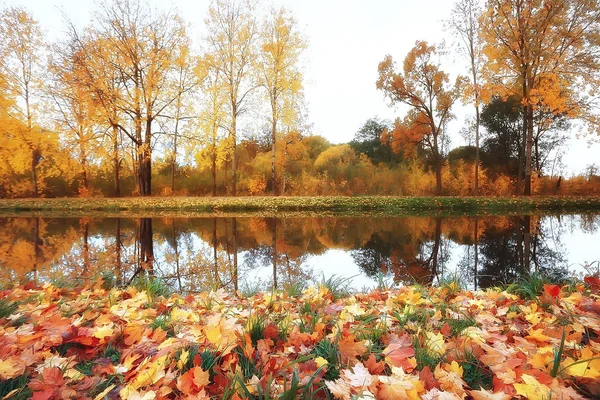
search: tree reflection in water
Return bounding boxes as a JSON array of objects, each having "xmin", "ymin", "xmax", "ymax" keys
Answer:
[{"xmin": 0, "ymin": 215, "xmax": 597, "ymax": 292}]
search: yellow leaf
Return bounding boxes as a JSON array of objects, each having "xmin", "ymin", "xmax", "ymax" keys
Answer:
[
  {"xmin": 513, "ymin": 374, "xmax": 551, "ymax": 400},
  {"xmin": 0, "ymin": 357, "xmax": 25, "ymax": 380},
  {"xmin": 426, "ymin": 332, "xmax": 446, "ymax": 356},
  {"xmin": 314, "ymin": 356, "xmax": 328, "ymax": 368}
]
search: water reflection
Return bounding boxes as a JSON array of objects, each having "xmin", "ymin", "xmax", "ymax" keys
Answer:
[{"xmin": 0, "ymin": 215, "xmax": 598, "ymax": 292}]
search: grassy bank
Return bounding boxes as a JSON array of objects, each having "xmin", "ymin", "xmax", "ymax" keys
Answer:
[
  {"xmin": 1, "ymin": 278, "xmax": 599, "ymax": 399},
  {"xmin": 1, "ymin": 195, "xmax": 600, "ymax": 217}
]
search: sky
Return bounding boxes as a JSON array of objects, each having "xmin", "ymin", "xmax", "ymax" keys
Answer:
[{"xmin": 5, "ymin": 0, "xmax": 599, "ymax": 175}]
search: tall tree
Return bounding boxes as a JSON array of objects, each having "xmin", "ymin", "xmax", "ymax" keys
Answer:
[
  {"xmin": 258, "ymin": 7, "xmax": 306, "ymax": 195},
  {"xmin": 83, "ymin": 0, "xmax": 190, "ymax": 196},
  {"xmin": 377, "ymin": 41, "xmax": 465, "ymax": 194},
  {"xmin": 196, "ymin": 54, "xmax": 228, "ymax": 197},
  {"xmin": 448, "ymin": 0, "xmax": 484, "ymax": 194},
  {"xmin": 0, "ymin": 7, "xmax": 47, "ymax": 197},
  {"xmin": 481, "ymin": 0, "xmax": 600, "ymax": 195},
  {"xmin": 49, "ymin": 41, "xmax": 101, "ymax": 193},
  {"xmin": 204, "ymin": 0, "xmax": 257, "ymax": 196}
]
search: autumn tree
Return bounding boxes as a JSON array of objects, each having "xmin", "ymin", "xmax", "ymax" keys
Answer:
[
  {"xmin": 448, "ymin": 0, "xmax": 484, "ymax": 194},
  {"xmin": 204, "ymin": 0, "xmax": 257, "ymax": 196},
  {"xmin": 377, "ymin": 41, "xmax": 465, "ymax": 194},
  {"xmin": 161, "ymin": 34, "xmax": 197, "ymax": 195},
  {"xmin": 78, "ymin": 0, "xmax": 190, "ymax": 196},
  {"xmin": 195, "ymin": 54, "xmax": 228, "ymax": 196},
  {"xmin": 481, "ymin": 0, "xmax": 600, "ymax": 195},
  {"xmin": 48, "ymin": 40, "xmax": 101, "ymax": 193},
  {"xmin": 0, "ymin": 7, "xmax": 49, "ymax": 197},
  {"xmin": 258, "ymin": 7, "xmax": 307, "ymax": 195}
]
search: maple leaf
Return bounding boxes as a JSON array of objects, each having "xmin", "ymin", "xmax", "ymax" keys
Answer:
[
  {"xmin": 342, "ymin": 362, "xmax": 375, "ymax": 388},
  {"xmin": 513, "ymin": 374, "xmax": 551, "ymax": 400},
  {"xmin": 29, "ymin": 367, "xmax": 66, "ymax": 400},
  {"xmin": 177, "ymin": 366, "xmax": 211, "ymax": 395},
  {"xmin": 543, "ymin": 284, "xmax": 560, "ymax": 298},
  {"xmin": 382, "ymin": 342, "xmax": 415, "ymax": 371},
  {"xmin": 470, "ymin": 388, "xmax": 512, "ymax": 400},
  {"xmin": 0, "ymin": 357, "xmax": 26, "ymax": 380},
  {"xmin": 338, "ymin": 333, "xmax": 367, "ymax": 364},
  {"xmin": 364, "ymin": 353, "xmax": 385, "ymax": 375},
  {"xmin": 325, "ymin": 378, "xmax": 352, "ymax": 400},
  {"xmin": 426, "ymin": 332, "xmax": 446, "ymax": 356}
]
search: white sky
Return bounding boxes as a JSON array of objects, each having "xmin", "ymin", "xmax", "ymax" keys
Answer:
[{"xmin": 5, "ymin": 0, "xmax": 599, "ymax": 175}]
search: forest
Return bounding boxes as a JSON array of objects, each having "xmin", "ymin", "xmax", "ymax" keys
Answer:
[{"xmin": 1, "ymin": 0, "xmax": 599, "ymax": 199}]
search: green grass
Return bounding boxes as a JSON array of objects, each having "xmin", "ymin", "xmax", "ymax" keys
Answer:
[{"xmin": 2, "ymin": 195, "xmax": 600, "ymax": 217}]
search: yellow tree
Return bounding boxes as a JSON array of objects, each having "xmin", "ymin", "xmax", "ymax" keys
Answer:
[
  {"xmin": 0, "ymin": 6, "xmax": 49, "ymax": 197},
  {"xmin": 481, "ymin": 0, "xmax": 600, "ymax": 195},
  {"xmin": 81, "ymin": 0, "xmax": 190, "ymax": 196},
  {"xmin": 196, "ymin": 54, "xmax": 228, "ymax": 196},
  {"xmin": 377, "ymin": 41, "xmax": 465, "ymax": 195},
  {"xmin": 48, "ymin": 41, "xmax": 101, "ymax": 193},
  {"xmin": 258, "ymin": 7, "xmax": 307, "ymax": 195},
  {"xmin": 448, "ymin": 0, "xmax": 484, "ymax": 195},
  {"xmin": 204, "ymin": 0, "xmax": 257, "ymax": 196},
  {"xmin": 65, "ymin": 29, "xmax": 125, "ymax": 196}
]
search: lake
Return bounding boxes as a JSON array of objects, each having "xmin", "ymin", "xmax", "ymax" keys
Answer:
[{"xmin": 1, "ymin": 214, "xmax": 599, "ymax": 293}]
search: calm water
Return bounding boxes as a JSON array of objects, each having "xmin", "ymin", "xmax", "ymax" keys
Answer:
[{"xmin": 1, "ymin": 215, "xmax": 599, "ymax": 292}]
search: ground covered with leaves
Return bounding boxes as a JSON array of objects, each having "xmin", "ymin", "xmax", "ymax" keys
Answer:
[{"xmin": 1, "ymin": 279, "xmax": 600, "ymax": 399}]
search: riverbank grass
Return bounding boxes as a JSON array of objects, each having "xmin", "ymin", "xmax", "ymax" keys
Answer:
[{"xmin": 1, "ymin": 195, "xmax": 600, "ymax": 216}]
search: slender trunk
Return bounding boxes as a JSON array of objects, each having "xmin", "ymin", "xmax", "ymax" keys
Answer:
[
  {"xmin": 82, "ymin": 220, "xmax": 90, "ymax": 274},
  {"xmin": 171, "ymin": 94, "xmax": 181, "ymax": 195},
  {"xmin": 172, "ymin": 220, "xmax": 181, "ymax": 291},
  {"xmin": 115, "ymin": 218, "xmax": 122, "ymax": 286},
  {"xmin": 112, "ymin": 125, "xmax": 120, "ymax": 197},
  {"xmin": 140, "ymin": 218, "xmax": 154, "ymax": 275},
  {"xmin": 523, "ymin": 215, "xmax": 531, "ymax": 272},
  {"xmin": 431, "ymin": 218, "xmax": 442, "ymax": 279},
  {"xmin": 33, "ymin": 217, "xmax": 40, "ymax": 285},
  {"xmin": 474, "ymin": 104, "xmax": 480, "ymax": 196},
  {"xmin": 212, "ymin": 144, "xmax": 217, "ymax": 197},
  {"xmin": 213, "ymin": 218, "xmax": 220, "ymax": 286},
  {"xmin": 232, "ymin": 217, "xmax": 238, "ymax": 291},
  {"xmin": 142, "ymin": 118, "xmax": 153, "ymax": 196},
  {"xmin": 271, "ymin": 117, "xmax": 277, "ymax": 196},
  {"xmin": 31, "ymin": 152, "xmax": 39, "ymax": 198},
  {"xmin": 524, "ymin": 104, "xmax": 534, "ymax": 196},
  {"xmin": 231, "ymin": 106, "xmax": 237, "ymax": 196}
]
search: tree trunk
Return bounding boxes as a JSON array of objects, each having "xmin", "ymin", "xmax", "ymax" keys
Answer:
[
  {"xmin": 231, "ymin": 107, "xmax": 237, "ymax": 196},
  {"xmin": 172, "ymin": 220, "xmax": 181, "ymax": 291},
  {"xmin": 523, "ymin": 215, "xmax": 531, "ymax": 272},
  {"xmin": 431, "ymin": 218, "xmax": 442, "ymax": 278},
  {"xmin": 33, "ymin": 217, "xmax": 41, "ymax": 285},
  {"xmin": 213, "ymin": 218, "xmax": 220, "ymax": 287},
  {"xmin": 139, "ymin": 218, "xmax": 154, "ymax": 275},
  {"xmin": 31, "ymin": 154, "xmax": 39, "ymax": 198},
  {"xmin": 112, "ymin": 125, "xmax": 120, "ymax": 197},
  {"xmin": 271, "ymin": 117, "xmax": 277, "ymax": 196},
  {"xmin": 115, "ymin": 218, "xmax": 122, "ymax": 286},
  {"xmin": 82, "ymin": 220, "xmax": 90, "ymax": 274},
  {"xmin": 232, "ymin": 217, "xmax": 238, "ymax": 291},
  {"xmin": 474, "ymin": 103, "xmax": 480, "ymax": 196},
  {"xmin": 524, "ymin": 104, "xmax": 534, "ymax": 196},
  {"xmin": 212, "ymin": 148, "xmax": 217, "ymax": 197},
  {"xmin": 435, "ymin": 154, "xmax": 443, "ymax": 195}
]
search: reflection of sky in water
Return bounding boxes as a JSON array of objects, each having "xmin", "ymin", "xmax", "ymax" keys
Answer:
[{"xmin": 1, "ymin": 214, "xmax": 599, "ymax": 292}]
